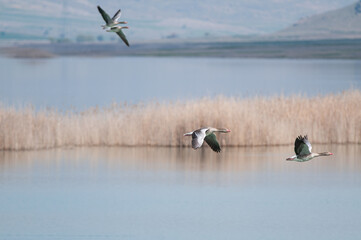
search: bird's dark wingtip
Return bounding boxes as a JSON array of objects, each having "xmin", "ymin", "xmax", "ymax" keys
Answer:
[
  {"xmin": 213, "ymin": 148, "xmax": 221, "ymax": 153},
  {"xmin": 296, "ymin": 135, "xmax": 308, "ymax": 141}
]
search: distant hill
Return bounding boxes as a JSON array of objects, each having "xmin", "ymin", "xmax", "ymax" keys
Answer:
[
  {"xmin": 0, "ymin": 0, "xmax": 357, "ymax": 43},
  {"xmin": 272, "ymin": 0, "xmax": 361, "ymax": 40}
]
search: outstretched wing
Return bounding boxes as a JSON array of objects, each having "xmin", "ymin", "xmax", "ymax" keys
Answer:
[
  {"xmin": 97, "ymin": 6, "xmax": 112, "ymax": 24},
  {"xmin": 294, "ymin": 135, "xmax": 312, "ymax": 156},
  {"xmin": 112, "ymin": 9, "xmax": 121, "ymax": 21},
  {"xmin": 115, "ymin": 29, "xmax": 130, "ymax": 46},
  {"xmin": 191, "ymin": 130, "xmax": 206, "ymax": 149},
  {"xmin": 204, "ymin": 133, "xmax": 221, "ymax": 152},
  {"xmin": 303, "ymin": 136, "xmax": 312, "ymax": 152}
]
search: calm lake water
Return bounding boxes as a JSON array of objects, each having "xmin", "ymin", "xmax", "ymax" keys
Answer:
[
  {"xmin": 1, "ymin": 145, "xmax": 361, "ymax": 240},
  {"xmin": 1, "ymin": 57, "xmax": 361, "ymax": 109},
  {"xmin": 1, "ymin": 56, "xmax": 361, "ymax": 239}
]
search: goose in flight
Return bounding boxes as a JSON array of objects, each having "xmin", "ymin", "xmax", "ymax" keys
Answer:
[
  {"xmin": 184, "ymin": 127, "xmax": 230, "ymax": 152},
  {"xmin": 286, "ymin": 135, "xmax": 333, "ymax": 162},
  {"xmin": 97, "ymin": 6, "xmax": 127, "ymax": 29},
  {"xmin": 106, "ymin": 26, "xmax": 130, "ymax": 46}
]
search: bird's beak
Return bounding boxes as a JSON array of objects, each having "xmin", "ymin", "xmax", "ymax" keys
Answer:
[{"xmin": 227, "ymin": 129, "xmax": 231, "ymax": 132}]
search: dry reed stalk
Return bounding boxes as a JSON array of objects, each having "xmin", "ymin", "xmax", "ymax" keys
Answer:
[{"xmin": 0, "ymin": 90, "xmax": 360, "ymax": 150}]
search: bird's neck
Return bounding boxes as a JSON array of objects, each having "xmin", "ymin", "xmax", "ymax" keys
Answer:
[
  {"xmin": 210, "ymin": 128, "xmax": 229, "ymax": 133},
  {"xmin": 318, "ymin": 152, "xmax": 332, "ymax": 156},
  {"xmin": 311, "ymin": 152, "xmax": 331, "ymax": 158}
]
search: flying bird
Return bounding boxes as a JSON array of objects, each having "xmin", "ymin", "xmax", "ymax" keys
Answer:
[
  {"xmin": 97, "ymin": 5, "xmax": 130, "ymax": 46},
  {"xmin": 97, "ymin": 6, "xmax": 127, "ymax": 29},
  {"xmin": 184, "ymin": 127, "xmax": 230, "ymax": 152},
  {"xmin": 286, "ymin": 135, "xmax": 333, "ymax": 162},
  {"xmin": 106, "ymin": 26, "xmax": 130, "ymax": 46}
]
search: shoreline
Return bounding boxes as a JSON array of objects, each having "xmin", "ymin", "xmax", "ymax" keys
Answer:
[{"xmin": 1, "ymin": 38, "xmax": 361, "ymax": 59}]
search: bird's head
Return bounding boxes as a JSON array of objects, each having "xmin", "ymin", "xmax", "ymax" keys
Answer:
[
  {"xmin": 320, "ymin": 152, "xmax": 333, "ymax": 156},
  {"xmin": 219, "ymin": 128, "xmax": 231, "ymax": 133}
]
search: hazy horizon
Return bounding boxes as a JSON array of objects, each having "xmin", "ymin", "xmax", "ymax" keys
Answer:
[{"xmin": 0, "ymin": 0, "xmax": 358, "ymax": 42}]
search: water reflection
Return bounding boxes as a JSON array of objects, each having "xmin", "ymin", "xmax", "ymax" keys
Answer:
[
  {"xmin": 0, "ymin": 145, "xmax": 361, "ymax": 240},
  {"xmin": 1, "ymin": 144, "xmax": 360, "ymax": 177}
]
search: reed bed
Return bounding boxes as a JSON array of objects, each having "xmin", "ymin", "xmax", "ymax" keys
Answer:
[{"xmin": 1, "ymin": 90, "xmax": 361, "ymax": 151}]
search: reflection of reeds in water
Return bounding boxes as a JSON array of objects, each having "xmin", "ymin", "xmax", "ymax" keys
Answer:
[
  {"xmin": 2, "ymin": 146, "xmax": 361, "ymax": 175},
  {"xmin": 1, "ymin": 90, "xmax": 361, "ymax": 150}
]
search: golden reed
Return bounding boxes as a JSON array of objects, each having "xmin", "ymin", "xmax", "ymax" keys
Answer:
[{"xmin": 1, "ymin": 90, "xmax": 361, "ymax": 150}]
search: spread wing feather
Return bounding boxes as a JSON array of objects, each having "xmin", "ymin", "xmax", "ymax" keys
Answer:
[
  {"xmin": 294, "ymin": 135, "xmax": 312, "ymax": 156},
  {"xmin": 112, "ymin": 9, "xmax": 121, "ymax": 21},
  {"xmin": 191, "ymin": 130, "xmax": 205, "ymax": 149},
  {"xmin": 204, "ymin": 133, "xmax": 221, "ymax": 152},
  {"xmin": 115, "ymin": 29, "xmax": 129, "ymax": 46},
  {"xmin": 97, "ymin": 6, "xmax": 112, "ymax": 24}
]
